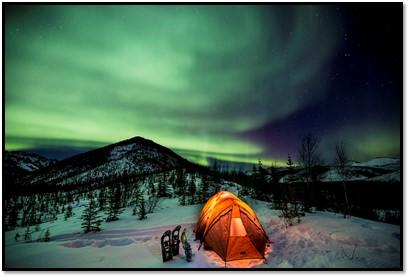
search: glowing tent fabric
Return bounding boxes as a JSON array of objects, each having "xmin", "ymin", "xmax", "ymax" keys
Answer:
[{"xmin": 195, "ymin": 191, "xmax": 269, "ymax": 262}]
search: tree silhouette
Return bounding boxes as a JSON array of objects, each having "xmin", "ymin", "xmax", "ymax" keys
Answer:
[
  {"xmin": 335, "ymin": 141, "xmax": 351, "ymax": 218},
  {"xmin": 298, "ymin": 134, "xmax": 322, "ymax": 212},
  {"xmin": 81, "ymin": 197, "xmax": 102, "ymax": 233}
]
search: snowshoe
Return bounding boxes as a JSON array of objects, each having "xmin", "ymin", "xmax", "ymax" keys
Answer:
[
  {"xmin": 161, "ymin": 230, "xmax": 173, "ymax": 262},
  {"xmin": 171, "ymin": 225, "xmax": 181, "ymax": 256}
]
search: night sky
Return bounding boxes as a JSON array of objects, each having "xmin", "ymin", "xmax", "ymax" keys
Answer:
[{"xmin": 5, "ymin": 4, "xmax": 402, "ymax": 166}]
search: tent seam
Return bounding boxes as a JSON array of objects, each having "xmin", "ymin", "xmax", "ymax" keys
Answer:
[{"xmin": 225, "ymin": 204, "xmax": 234, "ymax": 262}]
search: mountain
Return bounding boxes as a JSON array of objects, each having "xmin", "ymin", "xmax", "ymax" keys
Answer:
[
  {"xmin": 351, "ymin": 158, "xmax": 400, "ymax": 171},
  {"xmin": 278, "ymin": 157, "xmax": 401, "ymax": 184},
  {"xmin": 5, "ymin": 151, "xmax": 57, "ymax": 172},
  {"xmin": 20, "ymin": 136, "xmax": 198, "ymax": 191},
  {"xmin": 4, "ymin": 151, "xmax": 57, "ymax": 190}
]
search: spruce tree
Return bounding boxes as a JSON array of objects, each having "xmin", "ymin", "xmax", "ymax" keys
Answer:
[
  {"xmin": 105, "ymin": 185, "xmax": 124, "ymax": 222},
  {"xmin": 178, "ymin": 176, "xmax": 187, "ymax": 206},
  {"xmin": 44, "ymin": 228, "xmax": 51, "ymax": 242},
  {"xmin": 157, "ymin": 172, "xmax": 169, "ymax": 197},
  {"xmin": 81, "ymin": 198, "xmax": 102, "ymax": 233},
  {"xmin": 212, "ymin": 160, "xmax": 219, "ymax": 172},
  {"xmin": 132, "ymin": 187, "xmax": 142, "ymax": 215},
  {"xmin": 269, "ymin": 163, "xmax": 277, "ymax": 183},
  {"xmin": 179, "ymin": 193, "xmax": 186, "ymax": 206},
  {"xmin": 199, "ymin": 174, "xmax": 209, "ymax": 203},
  {"xmin": 147, "ymin": 177, "xmax": 160, "ymax": 213},
  {"xmin": 6, "ymin": 199, "xmax": 19, "ymax": 230},
  {"xmin": 258, "ymin": 159, "xmax": 263, "ymax": 173},
  {"xmin": 138, "ymin": 194, "xmax": 147, "ymax": 220},
  {"xmin": 175, "ymin": 168, "xmax": 185, "ymax": 196},
  {"xmin": 24, "ymin": 226, "xmax": 31, "ymax": 241},
  {"xmin": 98, "ymin": 188, "xmax": 107, "ymax": 211},
  {"xmin": 252, "ymin": 160, "xmax": 265, "ymax": 199},
  {"xmin": 188, "ymin": 175, "xmax": 196, "ymax": 205},
  {"xmin": 64, "ymin": 204, "xmax": 74, "ymax": 220},
  {"xmin": 148, "ymin": 178, "xmax": 156, "ymax": 198},
  {"xmin": 287, "ymin": 153, "xmax": 295, "ymax": 175}
]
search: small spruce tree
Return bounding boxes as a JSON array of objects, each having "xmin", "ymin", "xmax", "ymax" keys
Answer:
[
  {"xmin": 24, "ymin": 226, "xmax": 31, "ymax": 241},
  {"xmin": 188, "ymin": 175, "xmax": 196, "ymax": 205},
  {"xmin": 179, "ymin": 181, "xmax": 187, "ymax": 206},
  {"xmin": 157, "ymin": 172, "xmax": 170, "ymax": 197},
  {"xmin": 199, "ymin": 174, "xmax": 209, "ymax": 203},
  {"xmin": 64, "ymin": 204, "xmax": 74, "ymax": 220},
  {"xmin": 81, "ymin": 198, "xmax": 102, "ymax": 233},
  {"xmin": 14, "ymin": 232, "xmax": 20, "ymax": 242},
  {"xmin": 44, "ymin": 228, "xmax": 51, "ymax": 242},
  {"xmin": 147, "ymin": 179, "xmax": 160, "ymax": 213},
  {"xmin": 179, "ymin": 189, "xmax": 187, "ymax": 206},
  {"xmin": 138, "ymin": 194, "xmax": 147, "ymax": 220},
  {"xmin": 287, "ymin": 153, "xmax": 295, "ymax": 179},
  {"xmin": 6, "ymin": 199, "xmax": 19, "ymax": 230},
  {"xmin": 105, "ymin": 185, "xmax": 124, "ymax": 222},
  {"xmin": 175, "ymin": 168, "xmax": 185, "ymax": 196},
  {"xmin": 98, "ymin": 188, "xmax": 107, "ymax": 211}
]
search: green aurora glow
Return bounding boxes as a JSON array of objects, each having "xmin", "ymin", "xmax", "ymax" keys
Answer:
[{"xmin": 5, "ymin": 5, "xmax": 401, "ymax": 165}]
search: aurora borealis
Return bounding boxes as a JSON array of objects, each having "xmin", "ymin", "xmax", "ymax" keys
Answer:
[{"xmin": 5, "ymin": 4, "xmax": 402, "ymax": 165}]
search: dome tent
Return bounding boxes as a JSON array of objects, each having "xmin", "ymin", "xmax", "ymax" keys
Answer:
[{"xmin": 195, "ymin": 191, "xmax": 269, "ymax": 262}]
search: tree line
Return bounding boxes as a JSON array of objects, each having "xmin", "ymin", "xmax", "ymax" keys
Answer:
[{"xmin": 5, "ymin": 168, "xmax": 222, "ymax": 238}]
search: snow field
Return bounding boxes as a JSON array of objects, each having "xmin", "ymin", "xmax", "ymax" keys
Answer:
[{"xmin": 5, "ymin": 197, "xmax": 400, "ymax": 269}]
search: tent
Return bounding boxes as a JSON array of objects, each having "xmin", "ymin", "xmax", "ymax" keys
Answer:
[{"xmin": 195, "ymin": 191, "xmax": 269, "ymax": 262}]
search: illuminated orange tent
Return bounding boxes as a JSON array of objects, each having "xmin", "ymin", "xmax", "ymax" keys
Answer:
[{"xmin": 195, "ymin": 191, "xmax": 269, "ymax": 262}]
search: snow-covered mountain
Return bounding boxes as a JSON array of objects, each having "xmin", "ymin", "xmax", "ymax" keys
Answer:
[
  {"xmin": 23, "ymin": 136, "xmax": 198, "ymax": 189},
  {"xmin": 4, "ymin": 151, "xmax": 57, "ymax": 190},
  {"xmin": 279, "ymin": 157, "xmax": 401, "ymax": 183},
  {"xmin": 320, "ymin": 157, "xmax": 401, "ymax": 182},
  {"xmin": 351, "ymin": 157, "xmax": 400, "ymax": 168},
  {"xmin": 5, "ymin": 151, "xmax": 57, "ymax": 172}
]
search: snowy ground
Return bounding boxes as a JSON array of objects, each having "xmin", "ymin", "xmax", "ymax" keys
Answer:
[{"xmin": 4, "ymin": 197, "xmax": 401, "ymax": 269}]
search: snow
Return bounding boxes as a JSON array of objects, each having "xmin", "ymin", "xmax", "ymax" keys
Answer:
[
  {"xmin": 5, "ymin": 197, "xmax": 400, "ymax": 269},
  {"xmin": 319, "ymin": 169, "xmax": 367, "ymax": 182},
  {"xmin": 278, "ymin": 175, "xmax": 301, "ymax": 184},
  {"xmin": 352, "ymin": 158, "xmax": 400, "ymax": 169},
  {"xmin": 369, "ymin": 170, "xmax": 401, "ymax": 183},
  {"xmin": 31, "ymin": 141, "xmax": 181, "ymax": 187},
  {"xmin": 5, "ymin": 151, "xmax": 56, "ymax": 172},
  {"xmin": 109, "ymin": 144, "xmax": 138, "ymax": 160},
  {"xmin": 277, "ymin": 157, "xmax": 401, "ymax": 184}
]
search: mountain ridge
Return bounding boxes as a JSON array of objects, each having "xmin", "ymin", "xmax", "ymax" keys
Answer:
[{"xmin": 13, "ymin": 136, "xmax": 199, "ymax": 192}]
